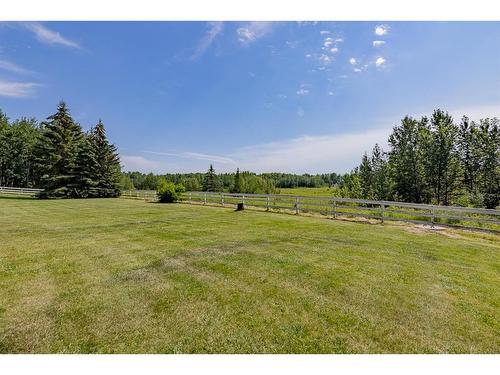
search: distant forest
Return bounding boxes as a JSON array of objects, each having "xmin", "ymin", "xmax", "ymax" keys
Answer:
[{"xmin": 1, "ymin": 104, "xmax": 499, "ymax": 208}]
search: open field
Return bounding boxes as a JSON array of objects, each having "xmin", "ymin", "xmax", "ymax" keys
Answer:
[
  {"xmin": 278, "ymin": 187, "xmax": 335, "ymax": 196},
  {"xmin": 0, "ymin": 196, "xmax": 499, "ymax": 353}
]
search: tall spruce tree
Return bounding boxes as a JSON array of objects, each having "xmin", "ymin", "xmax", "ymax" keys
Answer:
[
  {"xmin": 91, "ymin": 120, "xmax": 121, "ymax": 197},
  {"xmin": 37, "ymin": 101, "xmax": 83, "ymax": 198},
  {"xmin": 203, "ymin": 164, "xmax": 219, "ymax": 192},
  {"xmin": 232, "ymin": 168, "xmax": 243, "ymax": 193},
  {"xmin": 74, "ymin": 130, "xmax": 99, "ymax": 198}
]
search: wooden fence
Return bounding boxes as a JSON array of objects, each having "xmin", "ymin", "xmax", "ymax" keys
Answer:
[
  {"xmin": 0, "ymin": 186, "xmax": 43, "ymax": 197},
  {"xmin": 120, "ymin": 190, "xmax": 158, "ymax": 201},
  {"xmin": 182, "ymin": 191, "xmax": 500, "ymax": 232}
]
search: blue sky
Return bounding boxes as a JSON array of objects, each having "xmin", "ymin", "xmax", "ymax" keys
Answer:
[{"xmin": 1, "ymin": 21, "xmax": 499, "ymax": 173}]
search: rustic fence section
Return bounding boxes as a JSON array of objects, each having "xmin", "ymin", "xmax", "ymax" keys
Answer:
[
  {"xmin": 0, "ymin": 186, "xmax": 43, "ymax": 197},
  {"xmin": 181, "ymin": 191, "xmax": 500, "ymax": 232}
]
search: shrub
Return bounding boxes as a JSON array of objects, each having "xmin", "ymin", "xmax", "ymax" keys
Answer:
[{"xmin": 157, "ymin": 180, "xmax": 185, "ymax": 203}]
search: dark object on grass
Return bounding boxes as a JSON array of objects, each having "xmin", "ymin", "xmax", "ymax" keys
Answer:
[{"xmin": 236, "ymin": 203, "xmax": 244, "ymax": 211}]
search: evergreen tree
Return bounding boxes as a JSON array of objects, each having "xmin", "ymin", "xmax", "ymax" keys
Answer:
[
  {"xmin": 37, "ymin": 101, "xmax": 83, "ymax": 198},
  {"xmin": 91, "ymin": 120, "xmax": 121, "ymax": 197},
  {"xmin": 202, "ymin": 164, "xmax": 219, "ymax": 192},
  {"xmin": 232, "ymin": 168, "xmax": 243, "ymax": 193},
  {"xmin": 74, "ymin": 130, "xmax": 99, "ymax": 198}
]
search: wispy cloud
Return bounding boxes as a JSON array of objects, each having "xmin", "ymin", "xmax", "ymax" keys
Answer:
[
  {"xmin": 0, "ymin": 59, "xmax": 33, "ymax": 75},
  {"xmin": 372, "ymin": 40, "xmax": 386, "ymax": 47},
  {"xmin": 349, "ymin": 57, "xmax": 357, "ymax": 65},
  {"xmin": 120, "ymin": 155, "xmax": 162, "ymax": 173},
  {"xmin": 232, "ymin": 128, "xmax": 390, "ymax": 174},
  {"xmin": 191, "ymin": 22, "xmax": 223, "ymax": 60},
  {"xmin": 23, "ymin": 22, "xmax": 81, "ymax": 49},
  {"xmin": 374, "ymin": 24, "xmax": 390, "ymax": 36},
  {"xmin": 144, "ymin": 150, "xmax": 236, "ymax": 165},
  {"xmin": 236, "ymin": 22, "xmax": 273, "ymax": 44},
  {"xmin": 0, "ymin": 80, "xmax": 39, "ymax": 97}
]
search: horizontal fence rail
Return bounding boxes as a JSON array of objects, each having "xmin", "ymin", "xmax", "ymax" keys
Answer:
[
  {"xmin": 120, "ymin": 190, "xmax": 158, "ymax": 201},
  {"xmin": 0, "ymin": 186, "xmax": 44, "ymax": 196},
  {"xmin": 180, "ymin": 191, "xmax": 500, "ymax": 232}
]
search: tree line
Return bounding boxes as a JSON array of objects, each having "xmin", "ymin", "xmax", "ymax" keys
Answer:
[
  {"xmin": 0, "ymin": 102, "xmax": 121, "ymax": 198},
  {"xmin": 2, "ymin": 104, "xmax": 498, "ymax": 207},
  {"xmin": 122, "ymin": 109, "xmax": 499, "ymax": 209},
  {"xmin": 354, "ymin": 110, "xmax": 499, "ymax": 208}
]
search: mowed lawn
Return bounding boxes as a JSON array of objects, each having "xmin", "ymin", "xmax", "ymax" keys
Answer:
[{"xmin": 0, "ymin": 197, "xmax": 499, "ymax": 353}]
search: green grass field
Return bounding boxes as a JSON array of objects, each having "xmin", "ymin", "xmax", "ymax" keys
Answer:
[
  {"xmin": 0, "ymin": 196, "xmax": 499, "ymax": 353},
  {"xmin": 279, "ymin": 187, "xmax": 335, "ymax": 196}
]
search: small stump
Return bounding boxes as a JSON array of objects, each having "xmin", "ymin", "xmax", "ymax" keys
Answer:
[{"xmin": 236, "ymin": 203, "xmax": 244, "ymax": 211}]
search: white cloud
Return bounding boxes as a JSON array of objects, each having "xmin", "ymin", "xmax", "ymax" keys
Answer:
[
  {"xmin": 375, "ymin": 57, "xmax": 386, "ymax": 67},
  {"xmin": 286, "ymin": 40, "xmax": 299, "ymax": 48},
  {"xmin": 296, "ymin": 88, "xmax": 309, "ymax": 96},
  {"xmin": 0, "ymin": 80, "xmax": 39, "ymax": 97},
  {"xmin": 330, "ymin": 48, "xmax": 339, "ymax": 53},
  {"xmin": 120, "ymin": 155, "xmax": 162, "ymax": 172},
  {"xmin": 327, "ymin": 91, "xmax": 334, "ymax": 96},
  {"xmin": 0, "ymin": 59, "xmax": 33, "ymax": 75},
  {"xmin": 23, "ymin": 22, "xmax": 81, "ymax": 49},
  {"xmin": 349, "ymin": 57, "xmax": 357, "ymax": 65},
  {"xmin": 372, "ymin": 40, "xmax": 386, "ymax": 47},
  {"xmin": 353, "ymin": 68, "xmax": 362, "ymax": 73},
  {"xmin": 144, "ymin": 150, "xmax": 236, "ymax": 165},
  {"xmin": 191, "ymin": 21, "xmax": 223, "ymax": 60},
  {"xmin": 237, "ymin": 22, "xmax": 273, "ymax": 44},
  {"xmin": 305, "ymin": 53, "xmax": 312, "ymax": 58},
  {"xmin": 232, "ymin": 128, "xmax": 390, "ymax": 174},
  {"xmin": 323, "ymin": 37, "xmax": 334, "ymax": 48},
  {"xmin": 374, "ymin": 24, "xmax": 389, "ymax": 36},
  {"xmin": 319, "ymin": 30, "xmax": 330, "ymax": 35},
  {"xmin": 334, "ymin": 38, "xmax": 344, "ymax": 43}
]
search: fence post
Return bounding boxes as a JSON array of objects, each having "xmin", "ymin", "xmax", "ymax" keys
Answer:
[
  {"xmin": 431, "ymin": 208, "xmax": 435, "ymax": 228},
  {"xmin": 242, "ymin": 195, "xmax": 245, "ymax": 205},
  {"xmin": 189, "ymin": 192, "xmax": 192, "ymax": 204},
  {"xmin": 380, "ymin": 203, "xmax": 385, "ymax": 223},
  {"xmin": 221, "ymin": 192, "xmax": 224, "ymax": 206},
  {"xmin": 266, "ymin": 195, "xmax": 270, "ymax": 211},
  {"xmin": 204, "ymin": 192, "xmax": 207, "ymax": 205},
  {"xmin": 295, "ymin": 197, "xmax": 300, "ymax": 214},
  {"xmin": 333, "ymin": 200, "xmax": 337, "ymax": 219}
]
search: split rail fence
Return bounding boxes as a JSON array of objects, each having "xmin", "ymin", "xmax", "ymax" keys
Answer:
[
  {"xmin": 0, "ymin": 186, "xmax": 43, "ymax": 197},
  {"xmin": 181, "ymin": 191, "xmax": 500, "ymax": 232}
]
